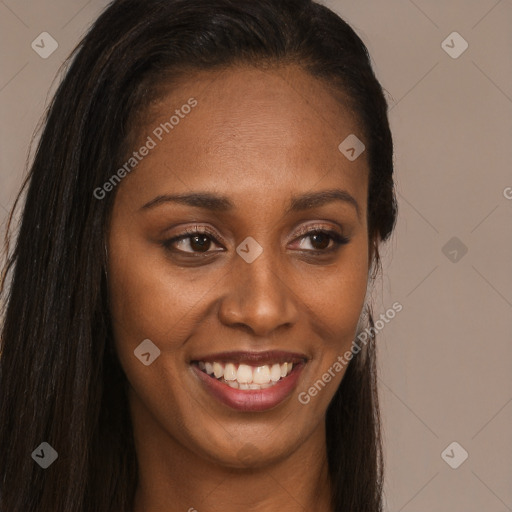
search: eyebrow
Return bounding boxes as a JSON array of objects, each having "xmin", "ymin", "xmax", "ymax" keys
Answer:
[{"xmin": 140, "ymin": 188, "xmax": 361, "ymax": 219}]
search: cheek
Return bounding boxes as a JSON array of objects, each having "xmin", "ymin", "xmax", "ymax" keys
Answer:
[
  {"xmin": 106, "ymin": 236, "xmax": 210, "ymax": 428},
  {"xmin": 306, "ymin": 239, "xmax": 369, "ymax": 346},
  {"xmin": 106, "ymin": 229, "xmax": 213, "ymax": 358},
  {"xmin": 296, "ymin": 243, "xmax": 369, "ymax": 409}
]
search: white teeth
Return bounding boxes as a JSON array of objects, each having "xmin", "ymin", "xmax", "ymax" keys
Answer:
[
  {"xmin": 213, "ymin": 362, "xmax": 223, "ymax": 379},
  {"xmin": 196, "ymin": 360, "xmax": 298, "ymax": 389},
  {"xmin": 224, "ymin": 362, "xmax": 237, "ymax": 381},
  {"xmin": 237, "ymin": 364, "xmax": 253, "ymax": 383},
  {"xmin": 270, "ymin": 363, "xmax": 281, "ymax": 382},
  {"xmin": 253, "ymin": 365, "xmax": 271, "ymax": 384}
]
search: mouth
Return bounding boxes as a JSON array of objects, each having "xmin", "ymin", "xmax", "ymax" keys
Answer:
[{"xmin": 190, "ymin": 351, "xmax": 307, "ymax": 412}]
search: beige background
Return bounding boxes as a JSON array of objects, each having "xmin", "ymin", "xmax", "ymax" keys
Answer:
[{"xmin": 1, "ymin": 1, "xmax": 511, "ymax": 510}]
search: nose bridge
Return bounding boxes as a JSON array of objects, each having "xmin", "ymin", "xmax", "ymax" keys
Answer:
[
  {"xmin": 242, "ymin": 248, "xmax": 283, "ymax": 299},
  {"xmin": 219, "ymin": 242, "xmax": 298, "ymax": 335}
]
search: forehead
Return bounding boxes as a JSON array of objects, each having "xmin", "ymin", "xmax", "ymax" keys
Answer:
[
  {"xmin": 145, "ymin": 64, "xmax": 363, "ymax": 150},
  {"xmin": 119, "ymin": 64, "xmax": 368, "ymax": 208}
]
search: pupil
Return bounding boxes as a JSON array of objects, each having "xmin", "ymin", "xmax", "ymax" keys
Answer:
[
  {"xmin": 311, "ymin": 233, "xmax": 329, "ymax": 250},
  {"xmin": 191, "ymin": 235, "xmax": 210, "ymax": 252}
]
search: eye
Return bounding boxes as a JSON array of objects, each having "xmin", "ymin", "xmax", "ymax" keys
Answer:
[
  {"xmin": 162, "ymin": 224, "xmax": 350, "ymax": 257},
  {"xmin": 293, "ymin": 227, "xmax": 350, "ymax": 253},
  {"xmin": 163, "ymin": 226, "xmax": 224, "ymax": 255}
]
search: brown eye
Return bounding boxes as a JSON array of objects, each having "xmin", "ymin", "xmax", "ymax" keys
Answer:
[
  {"xmin": 309, "ymin": 232, "xmax": 331, "ymax": 250},
  {"xmin": 188, "ymin": 234, "xmax": 212, "ymax": 252},
  {"xmin": 295, "ymin": 229, "xmax": 349, "ymax": 253},
  {"xmin": 163, "ymin": 228, "xmax": 224, "ymax": 255}
]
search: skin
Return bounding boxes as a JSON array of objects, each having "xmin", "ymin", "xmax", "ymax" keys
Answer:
[{"xmin": 107, "ymin": 64, "xmax": 372, "ymax": 512}]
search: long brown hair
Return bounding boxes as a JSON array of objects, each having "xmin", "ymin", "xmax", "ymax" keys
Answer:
[{"xmin": 0, "ymin": 1, "xmax": 397, "ymax": 510}]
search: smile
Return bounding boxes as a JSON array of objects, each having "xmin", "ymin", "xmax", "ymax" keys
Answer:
[
  {"xmin": 190, "ymin": 350, "xmax": 307, "ymax": 412},
  {"xmin": 196, "ymin": 361, "xmax": 294, "ymax": 390}
]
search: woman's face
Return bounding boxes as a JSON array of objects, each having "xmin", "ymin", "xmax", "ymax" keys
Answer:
[{"xmin": 107, "ymin": 65, "xmax": 370, "ymax": 468}]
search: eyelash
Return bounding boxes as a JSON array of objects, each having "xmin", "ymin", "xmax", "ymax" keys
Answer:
[{"xmin": 162, "ymin": 224, "xmax": 350, "ymax": 256}]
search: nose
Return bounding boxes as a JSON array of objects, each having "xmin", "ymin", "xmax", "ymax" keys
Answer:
[{"xmin": 218, "ymin": 249, "xmax": 300, "ymax": 337}]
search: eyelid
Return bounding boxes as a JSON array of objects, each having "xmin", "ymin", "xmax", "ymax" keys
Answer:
[
  {"xmin": 291, "ymin": 222, "xmax": 346, "ymax": 239},
  {"xmin": 174, "ymin": 224, "xmax": 224, "ymax": 243}
]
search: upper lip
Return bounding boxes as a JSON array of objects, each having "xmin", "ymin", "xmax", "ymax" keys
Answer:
[{"xmin": 191, "ymin": 350, "xmax": 308, "ymax": 366}]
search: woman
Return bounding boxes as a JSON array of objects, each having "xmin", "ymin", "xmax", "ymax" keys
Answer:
[{"xmin": 0, "ymin": 0, "xmax": 397, "ymax": 510}]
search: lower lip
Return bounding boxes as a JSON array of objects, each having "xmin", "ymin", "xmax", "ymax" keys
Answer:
[{"xmin": 192, "ymin": 363, "xmax": 305, "ymax": 412}]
